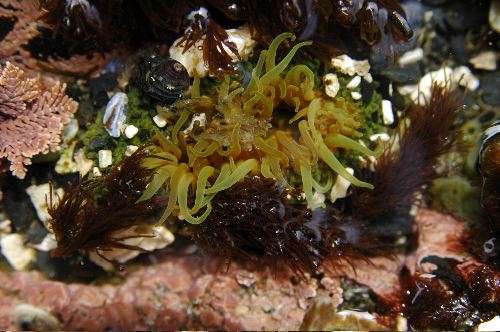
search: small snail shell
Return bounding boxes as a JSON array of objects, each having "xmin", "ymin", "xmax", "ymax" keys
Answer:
[{"xmin": 135, "ymin": 54, "xmax": 190, "ymax": 104}]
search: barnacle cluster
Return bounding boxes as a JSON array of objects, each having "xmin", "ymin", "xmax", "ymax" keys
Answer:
[
  {"xmin": 35, "ymin": 0, "xmax": 414, "ymax": 77},
  {"xmin": 140, "ymin": 32, "xmax": 382, "ymax": 225}
]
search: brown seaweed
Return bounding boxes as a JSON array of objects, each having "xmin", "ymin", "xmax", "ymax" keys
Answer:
[
  {"xmin": 176, "ymin": 12, "xmax": 240, "ymax": 77},
  {"xmin": 47, "ymin": 146, "xmax": 161, "ymax": 266},
  {"xmin": 191, "ymin": 176, "xmax": 375, "ymax": 276},
  {"xmin": 353, "ymin": 84, "xmax": 463, "ymax": 220}
]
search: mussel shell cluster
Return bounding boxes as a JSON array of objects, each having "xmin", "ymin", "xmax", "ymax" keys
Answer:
[{"xmin": 134, "ymin": 54, "xmax": 190, "ymax": 104}]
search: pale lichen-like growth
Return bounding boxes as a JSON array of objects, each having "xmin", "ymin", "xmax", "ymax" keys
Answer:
[{"xmin": 141, "ymin": 33, "xmax": 381, "ymax": 223}]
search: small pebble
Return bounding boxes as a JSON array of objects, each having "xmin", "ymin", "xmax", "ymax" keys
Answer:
[
  {"xmin": 0, "ymin": 219, "xmax": 11, "ymax": 234},
  {"xmin": 153, "ymin": 114, "xmax": 168, "ymax": 128},
  {"xmin": 382, "ymin": 100, "xmax": 394, "ymax": 125},
  {"xmin": 346, "ymin": 76, "xmax": 362, "ymax": 89},
  {"xmin": 125, "ymin": 145, "xmax": 139, "ymax": 156},
  {"xmin": 369, "ymin": 133, "xmax": 390, "ymax": 142},
  {"xmin": 98, "ymin": 150, "xmax": 112, "ymax": 168},
  {"xmin": 469, "ymin": 51, "xmax": 498, "ymax": 71},
  {"xmin": 351, "ymin": 91, "xmax": 362, "ymax": 100},
  {"xmin": 92, "ymin": 167, "xmax": 102, "ymax": 177},
  {"xmin": 124, "ymin": 124, "xmax": 139, "ymax": 139},
  {"xmin": 454, "ymin": 66, "xmax": 480, "ymax": 91},
  {"xmin": 0, "ymin": 233, "xmax": 36, "ymax": 271},
  {"xmin": 397, "ymin": 48, "xmax": 424, "ymax": 65},
  {"xmin": 32, "ymin": 234, "xmax": 57, "ymax": 252}
]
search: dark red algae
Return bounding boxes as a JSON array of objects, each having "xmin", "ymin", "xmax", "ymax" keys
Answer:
[
  {"xmin": 191, "ymin": 176, "xmax": 372, "ymax": 276},
  {"xmin": 47, "ymin": 146, "xmax": 162, "ymax": 267},
  {"xmin": 398, "ymin": 256, "xmax": 500, "ymax": 330}
]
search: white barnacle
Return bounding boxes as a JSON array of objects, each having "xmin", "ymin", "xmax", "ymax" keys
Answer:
[
  {"xmin": 65, "ymin": 0, "xmax": 102, "ymax": 30},
  {"xmin": 103, "ymin": 92, "xmax": 128, "ymax": 138}
]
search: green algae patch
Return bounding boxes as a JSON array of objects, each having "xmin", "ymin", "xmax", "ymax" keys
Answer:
[
  {"xmin": 430, "ymin": 177, "xmax": 481, "ymax": 222},
  {"xmin": 79, "ymin": 88, "xmax": 158, "ymax": 166}
]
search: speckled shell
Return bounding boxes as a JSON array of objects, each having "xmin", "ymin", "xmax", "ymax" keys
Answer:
[
  {"xmin": 478, "ymin": 120, "xmax": 500, "ymax": 176},
  {"xmin": 135, "ymin": 55, "xmax": 190, "ymax": 104}
]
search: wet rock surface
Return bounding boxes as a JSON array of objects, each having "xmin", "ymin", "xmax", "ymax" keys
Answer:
[{"xmin": 0, "ymin": 209, "xmax": 473, "ymax": 330}]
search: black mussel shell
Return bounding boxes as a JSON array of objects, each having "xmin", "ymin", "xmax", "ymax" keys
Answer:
[{"xmin": 135, "ymin": 55, "xmax": 190, "ymax": 104}]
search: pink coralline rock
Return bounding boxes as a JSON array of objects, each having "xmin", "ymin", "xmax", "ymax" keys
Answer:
[
  {"xmin": 340, "ymin": 255, "xmax": 404, "ymax": 299},
  {"xmin": 0, "ymin": 255, "xmax": 323, "ymax": 330},
  {"xmin": 405, "ymin": 208, "xmax": 469, "ymax": 274},
  {"xmin": 0, "ymin": 62, "xmax": 78, "ymax": 178},
  {"xmin": 0, "ymin": 209, "xmax": 480, "ymax": 330}
]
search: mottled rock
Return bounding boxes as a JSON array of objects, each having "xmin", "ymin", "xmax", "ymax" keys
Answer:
[
  {"xmin": 481, "ymin": 72, "xmax": 500, "ymax": 106},
  {"xmin": 445, "ymin": 0, "xmax": 488, "ymax": 32},
  {"xmin": 2, "ymin": 177, "xmax": 38, "ymax": 232},
  {"xmin": 381, "ymin": 63, "xmax": 422, "ymax": 84},
  {"xmin": 405, "ymin": 209, "xmax": 468, "ymax": 274}
]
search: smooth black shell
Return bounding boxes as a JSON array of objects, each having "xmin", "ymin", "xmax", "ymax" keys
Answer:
[{"xmin": 134, "ymin": 54, "xmax": 190, "ymax": 104}]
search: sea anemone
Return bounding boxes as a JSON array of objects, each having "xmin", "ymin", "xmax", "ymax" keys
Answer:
[{"xmin": 139, "ymin": 32, "xmax": 381, "ymax": 225}]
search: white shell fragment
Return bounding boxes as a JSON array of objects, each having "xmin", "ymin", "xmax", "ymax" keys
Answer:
[
  {"xmin": 12, "ymin": 304, "xmax": 61, "ymax": 330},
  {"xmin": 170, "ymin": 24, "xmax": 256, "ymax": 78},
  {"xmin": 323, "ymin": 73, "xmax": 340, "ymax": 98},
  {"xmin": 74, "ymin": 150, "xmax": 94, "ymax": 177},
  {"xmin": 89, "ymin": 225, "xmax": 175, "ymax": 271},
  {"xmin": 397, "ymin": 48, "xmax": 424, "ymax": 65},
  {"xmin": 346, "ymin": 76, "xmax": 362, "ymax": 89},
  {"xmin": 26, "ymin": 183, "xmax": 63, "ymax": 224},
  {"xmin": 125, "ymin": 145, "xmax": 139, "ymax": 156},
  {"xmin": 351, "ymin": 91, "xmax": 362, "ymax": 100},
  {"xmin": 169, "ymin": 39, "xmax": 207, "ymax": 78},
  {"xmin": 469, "ymin": 51, "xmax": 498, "ymax": 71},
  {"xmin": 31, "ymin": 234, "xmax": 57, "ymax": 252},
  {"xmin": 370, "ymin": 133, "xmax": 390, "ymax": 142},
  {"xmin": 453, "ymin": 66, "xmax": 480, "ymax": 91},
  {"xmin": 124, "ymin": 124, "xmax": 139, "ymax": 139},
  {"xmin": 0, "ymin": 219, "xmax": 11, "ymax": 234},
  {"xmin": 92, "ymin": 167, "xmax": 102, "ymax": 177},
  {"xmin": 0, "ymin": 233, "xmax": 36, "ymax": 271},
  {"xmin": 363, "ymin": 73, "xmax": 373, "ymax": 83},
  {"xmin": 226, "ymin": 26, "xmax": 257, "ymax": 61},
  {"xmin": 103, "ymin": 92, "xmax": 128, "ymax": 138},
  {"xmin": 153, "ymin": 114, "xmax": 168, "ymax": 128},
  {"xmin": 398, "ymin": 66, "xmax": 480, "ymax": 105},
  {"xmin": 98, "ymin": 150, "xmax": 112, "ymax": 168},
  {"xmin": 382, "ymin": 99, "xmax": 394, "ymax": 125},
  {"xmin": 478, "ymin": 315, "xmax": 500, "ymax": 331},
  {"xmin": 331, "ymin": 55, "xmax": 370, "ymax": 77},
  {"xmin": 330, "ymin": 168, "xmax": 354, "ymax": 203},
  {"xmin": 183, "ymin": 113, "xmax": 207, "ymax": 134},
  {"xmin": 62, "ymin": 118, "xmax": 79, "ymax": 143}
]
